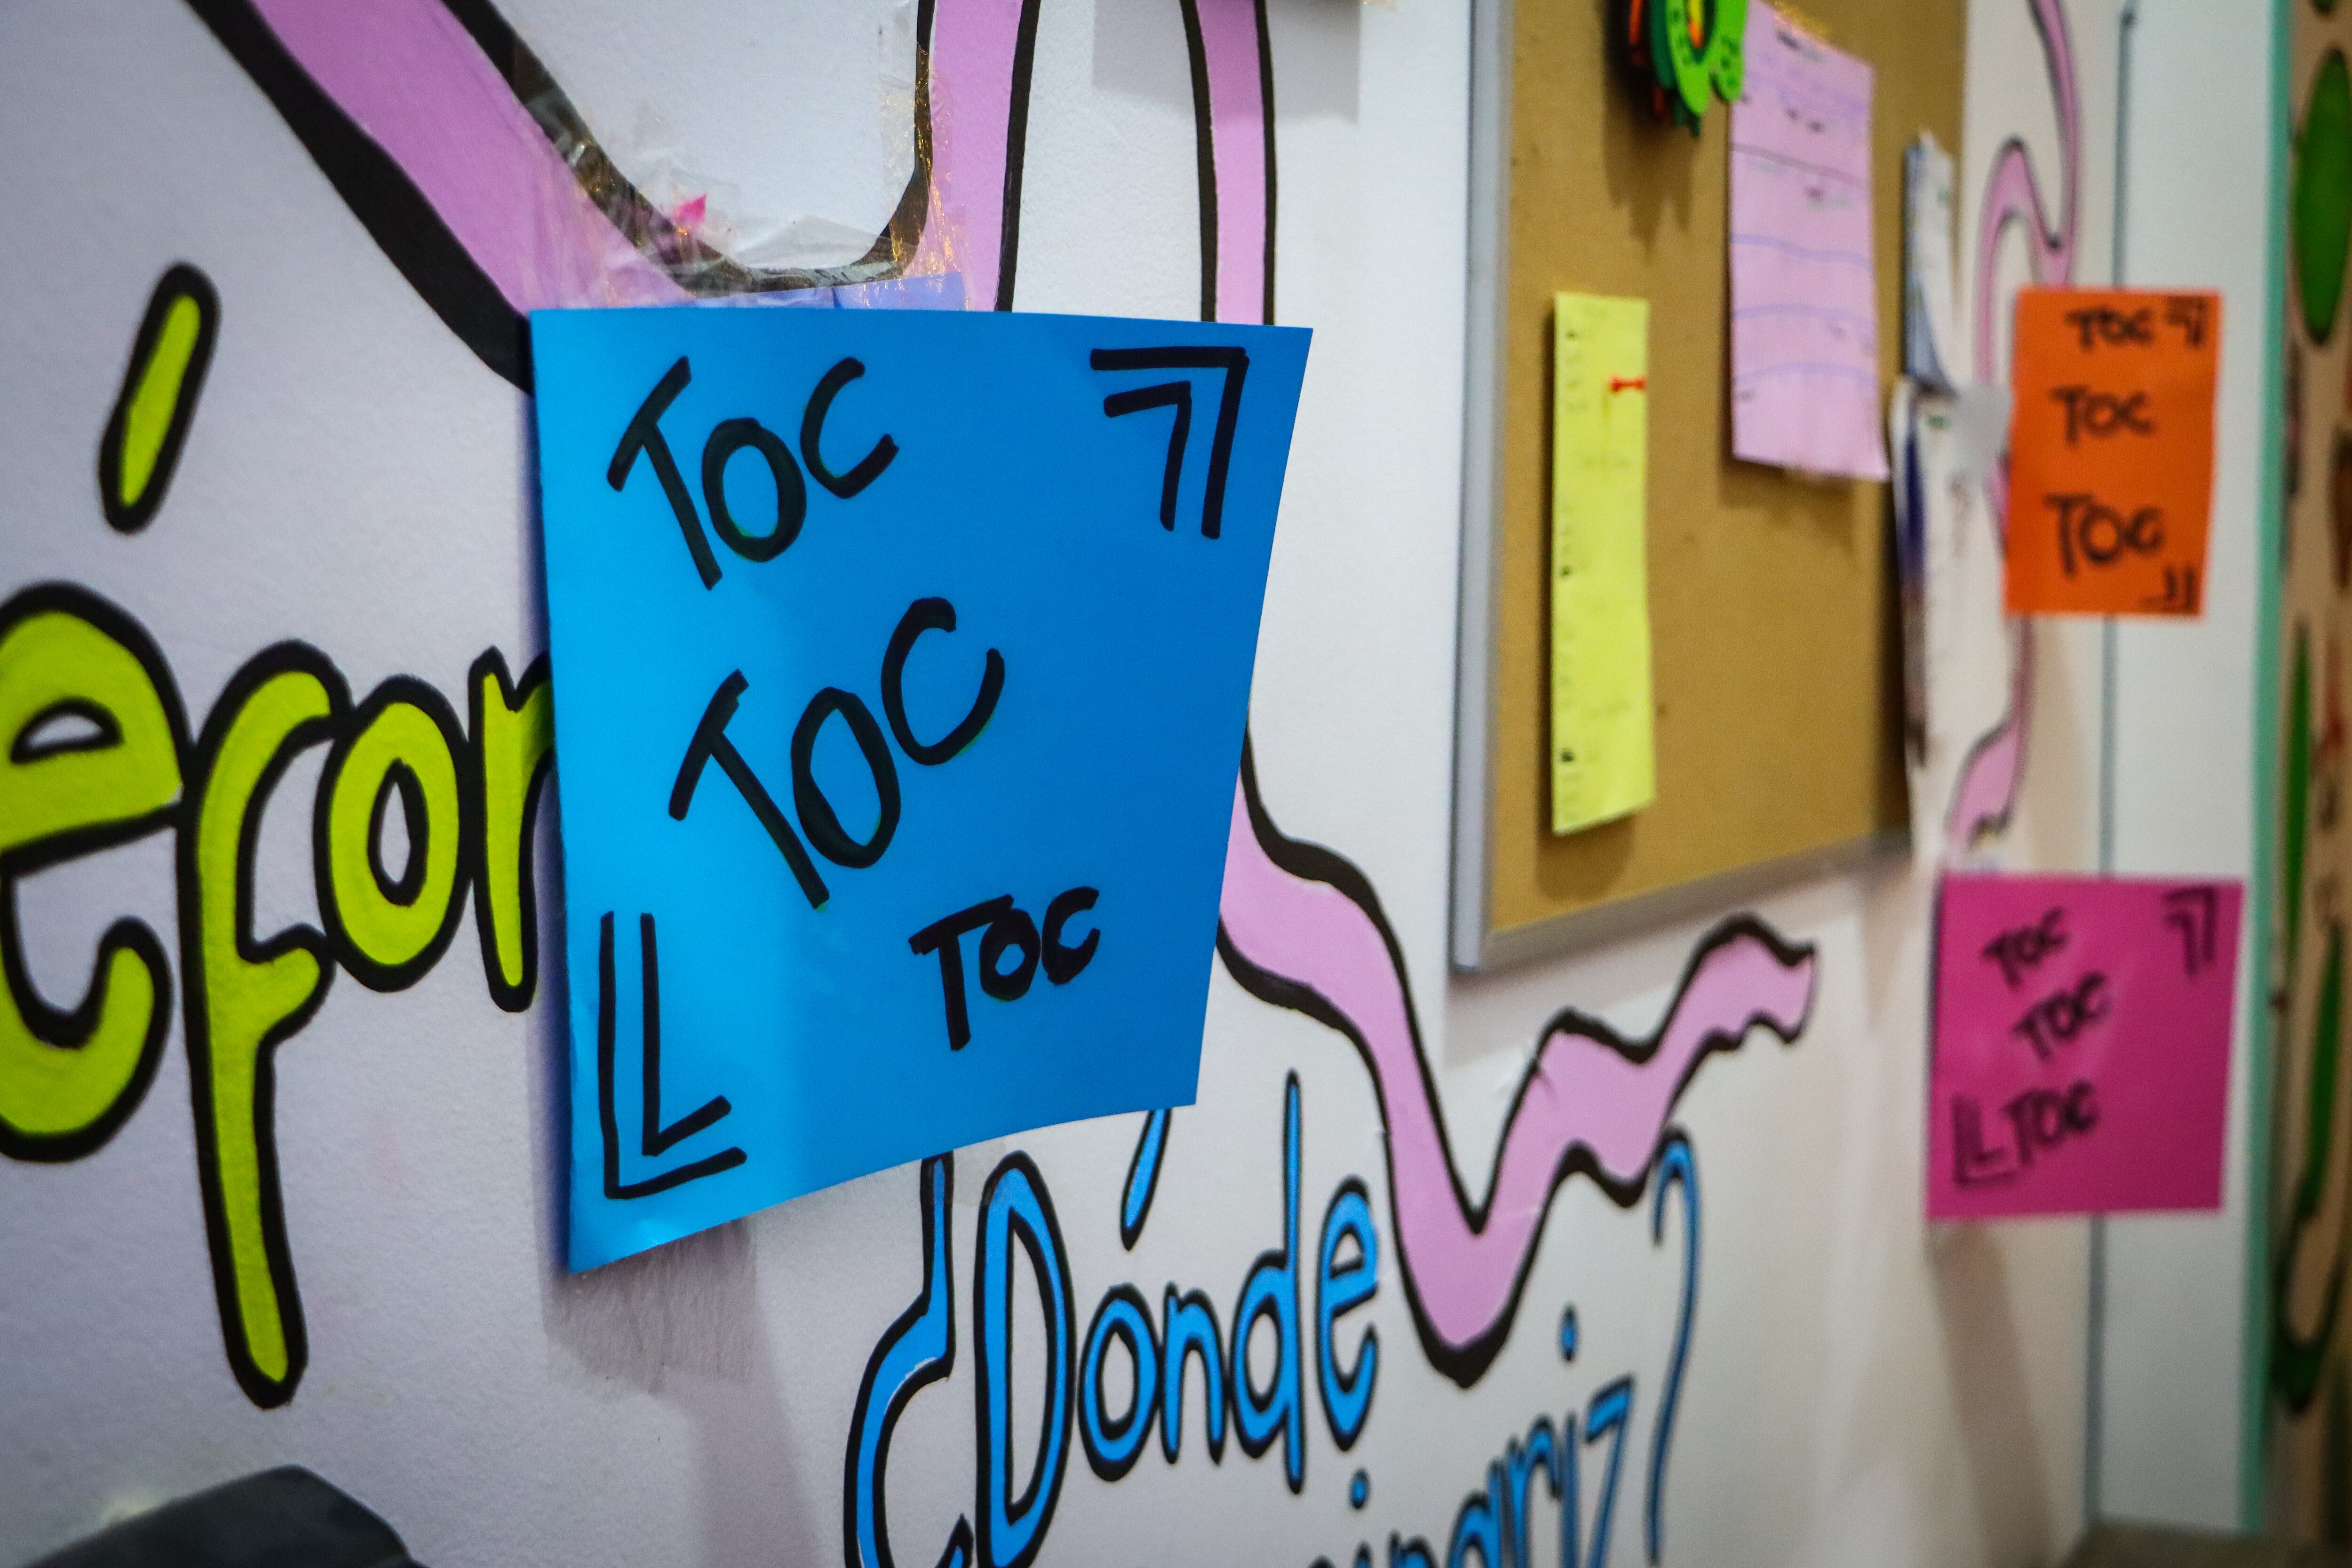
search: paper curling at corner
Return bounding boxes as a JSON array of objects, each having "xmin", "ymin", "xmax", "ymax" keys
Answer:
[{"xmin": 533, "ymin": 305, "xmax": 1309, "ymax": 1269}]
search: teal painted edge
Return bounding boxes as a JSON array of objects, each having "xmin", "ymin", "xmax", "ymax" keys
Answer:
[{"xmin": 2243, "ymin": 0, "xmax": 2293, "ymax": 1532}]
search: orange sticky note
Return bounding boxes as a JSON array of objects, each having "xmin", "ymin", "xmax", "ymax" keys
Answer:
[{"xmin": 2003, "ymin": 288, "xmax": 2220, "ymax": 616}]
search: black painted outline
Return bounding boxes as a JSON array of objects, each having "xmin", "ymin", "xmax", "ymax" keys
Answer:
[
  {"xmin": 972, "ymin": 1151, "xmax": 1075, "ymax": 1568},
  {"xmin": 467, "ymin": 649, "xmax": 555, "ymax": 1014},
  {"xmin": 1077, "ymin": 1283, "xmax": 1163, "ymax": 1482},
  {"xmin": 311, "ymin": 676, "xmax": 476, "ymax": 994},
  {"xmin": 842, "ymin": 1156, "xmax": 974, "ymax": 1568},
  {"xmin": 1160, "ymin": 1284, "xmax": 1229, "ymax": 1464},
  {"xmin": 177, "ymin": 640, "xmax": 350, "ymax": 1410},
  {"xmin": 1229, "ymin": 1073, "xmax": 1302, "ymax": 1490},
  {"xmin": 703, "ymin": 417, "xmax": 808, "ymax": 564},
  {"xmin": 1315, "ymin": 1175, "xmax": 1380, "ymax": 1452},
  {"xmin": 1118, "ymin": 1108, "xmax": 1170, "ymax": 1251},
  {"xmin": 364, "ymin": 764, "xmax": 428, "ymax": 905},
  {"xmin": 1176, "ymin": 0, "xmax": 1219, "ymax": 322},
  {"xmin": 791, "ymin": 687, "xmax": 901, "ymax": 870},
  {"xmin": 8, "ymin": 698, "xmax": 122, "ymax": 764},
  {"xmin": 1215, "ymin": 736, "xmax": 1815, "ymax": 1387},
  {"xmin": 182, "ymin": 0, "xmax": 530, "ymax": 384},
  {"xmin": 0, "ymin": 583, "xmax": 192, "ymax": 1163},
  {"xmin": 1252, "ymin": 0, "xmax": 1277, "ymax": 328},
  {"xmin": 1172, "ymin": 0, "xmax": 1278, "ymax": 326},
  {"xmin": 994, "ymin": 0, "xmax": 1046, "ymax": 311},
  {"xmin": 97, "ymin": 263, "xmax": 221, "ymax": 535},
  {"xmin": 184, "ymin": 0, "xmax": 944, "ymax": 388}
]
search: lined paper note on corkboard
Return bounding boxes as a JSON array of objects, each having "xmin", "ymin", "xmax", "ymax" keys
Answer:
[{"xmin": 1462, "ymin": 0, "xmax": 1963, "ymax": 964}]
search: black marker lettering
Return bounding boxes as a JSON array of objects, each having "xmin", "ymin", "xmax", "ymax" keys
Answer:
[
  {"xmin": 1954, "ymin": 1096, "xmax": 2016, "ymax": 1186},
  {"xmin": 607, "ymin": 356, "xmax": 722, "ymax": 589},
  {"xmin": 1981, "ymin": 906, "xmax": 2067, "ymax": 988},
  {"xmin": 2050, "ymin": 386, "xmax": 2155, "ymax": 444},
  {"xmin": 882, "ymin": 597, "xmax": 1005, "ymax": 766},
  {"xmin": 2045, "ymin": 493, "xmax": 2162, "ymax": 577},
  {"xmin": 978, "ymin": 905, "xmax": 1041, "ymax": 1002},
  {"xmin": 701, "ymin": 417, "xmax": 806, "ymax": 563},
  {"xmin": 2162, "ymin": 884, "xmax": 2223, "ymax": 974},
  {"xmin": 635, "ymin": 914, "xmax": 734, "ymax": 1157},
  {"xmin": 670, "ymin": 670, "xmax": 830, "ymax": 907},
  {"xmin": 801, "ymin": 357, "xmax": 900, "ymax": 499},
  {"xmin": 1101, "ymin": 382, "xmax": 1192, "ymax": 530},
  {"xmin": 2063, "ymin": 305, "xmax": 2156, "ymax": 350},
  {"xmin": 790, "ymin": 687, "xmax": 900, "ymax": 869},
  {"xmin": 910, "ymin": 895, "xmax": 1014, "ymax": 1049},
  {"xmin": 1042, "ymin": 887, "xmax": 1101, "ymax": 984},
  {"xmin": 1090, "ymin": 346, "xmax": 1250, "ymax": 538},
  {"xmin": 2165, "ymin": 294, "xmax": 2210, "ymax": 349}
]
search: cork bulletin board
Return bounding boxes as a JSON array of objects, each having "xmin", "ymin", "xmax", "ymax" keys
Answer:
[{"xmin": 1450, "ymin": 0, "xmax": 1968, "ymax": 970}]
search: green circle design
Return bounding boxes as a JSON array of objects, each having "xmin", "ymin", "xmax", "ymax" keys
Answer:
[{"xmin": 2296, "ymin": 50, "xmax": 2352, "ymax": 344}]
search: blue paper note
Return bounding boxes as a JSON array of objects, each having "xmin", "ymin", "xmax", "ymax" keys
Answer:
[{"xmin": 532, "ymin": 307, "xmax": 1308, "ymax": 1269}]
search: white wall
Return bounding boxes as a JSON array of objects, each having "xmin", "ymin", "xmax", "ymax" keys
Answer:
[{"xmin": 2096, "ymin": 0, "xmax": 2280, "ymax": 1531}]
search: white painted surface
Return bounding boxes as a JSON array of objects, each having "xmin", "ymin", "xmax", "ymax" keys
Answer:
[{"xmin": 2096, "ymin": 0, "xmax": 2278, "ymax": 1531}]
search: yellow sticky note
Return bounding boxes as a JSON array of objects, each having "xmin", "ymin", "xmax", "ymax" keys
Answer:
[{"xmin": 1550, "ymin": 293, "xmax": 1655, "ymax": 835}]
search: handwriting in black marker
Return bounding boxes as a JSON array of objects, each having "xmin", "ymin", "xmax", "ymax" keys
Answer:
[
  {"xmin": 910, "ymin": 888, "xmax": 1102, "ymax": 1049},
  {"xmin": 2048, "ymin": 385, "xmax": 2155, "ymax": 445},
  {"xmin": 2164, "ymin": 294, "xmax": 2210, "ymax": 349},
  {"xmin": 1091, "ymin": 345, "xmax": 1250, "ymax": 537},
  {"xmin": 609, "ymin": 356, "xmax": 723, "ymax": 588},
  {"xmin": 597, "ymin": 911, "xmax": 746, "ymax": 1200},
  {"xmin": 2142, "ymin": 563, "xmax": 2201, "ymax": 614},
  {"xmin": 801, "ymin": 357, "xmax": 899, "ymax": 499},
  {"xmin": 668, "ymin": 600, "xmax": 1002, "ymax": 912},
  {"xmin": 671, "ymin": 670, "xmax": 831, "ymax": 908},
  {"xmin": 1952, "ymin": 1096, "xmax": 2017, "ymax": 1187},
  {"xmin": 1101, "ymin": 381, "xmax": 1192, "ymax": 529},
  {"xmin": 609, "ymin": 353, "xmax": 899, "ymax": 588},
  {"xmin": 2009, "ymin": 971, "xmax": 2110, "ymax": 1062},
  {"xmin": 2062, "ymin": 304, "xmax": 2157, "ymax": 350},
  {"xmin": 1981, "ymin": 906, "xmax": 2068, "ymax": 989},
  {"xmin": 2045, "ymin": 492, "xmax": 2163, "ymax": 578},
  {"xmin": 2001, "ymin": 1080, "xmax": 2100, "ymax": 1171},
  {"xmin": 2162, "ymin": 884, "xmax": 2222, "ymax": 977}
]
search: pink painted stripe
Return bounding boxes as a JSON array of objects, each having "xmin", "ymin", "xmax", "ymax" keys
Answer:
[
  {"xmin": 1217, "ymin": 785, "xmax": 1815, "ymax": 1352},
  {"xmin": 252, "ymin": 0, "xmax": 685, "ymax": 312},
  {"xmin": 1946, "ymin": 621, "xmax": 2036, "ymax": 854},
  {"xmin": 1949, "ymin": 0, "xmax": 2080, "ymax": 857},
  {"xmin": 1197, "ymin": 0, "xmax": 1268, "ymax": 324},
  {"xmin": 914, "ymin": 0, "xmax": 1026, "ymax": 306}
]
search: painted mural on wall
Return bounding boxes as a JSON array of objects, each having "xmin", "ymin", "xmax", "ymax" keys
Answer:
[
  {"xmin": 0, "ymin": 2, "xmax": 1828, "ymax": 1561},
  {"xmin": 0, "ymin": 0, "xmax": 2126, "ymax": 1561},
  {"xmin": 2275, "ymin": 0, "xmax": 2352, "ymax": 1540},
  {"xmin": 1943, "ymin": 0, "xmax": 2084, "ymax": 857}
]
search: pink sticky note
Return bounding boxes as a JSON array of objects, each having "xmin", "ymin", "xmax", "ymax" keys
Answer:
[
  {"xmin": 1928, "ymin": 873, "xmax": 2242, "ymax": 1220},
  {"xmin": 1728, "ymin": 8, "xmax": 1890, "ymax": 480}
]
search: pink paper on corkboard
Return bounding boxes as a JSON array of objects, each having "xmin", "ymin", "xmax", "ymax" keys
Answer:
[
  {"xmin": 1728, "ymin": 8, "xmax": 1889, "ymax": 480},
  {"xmin": 1927, "ymin": 873, "xmax": 2241, "ymax": 1220}
]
